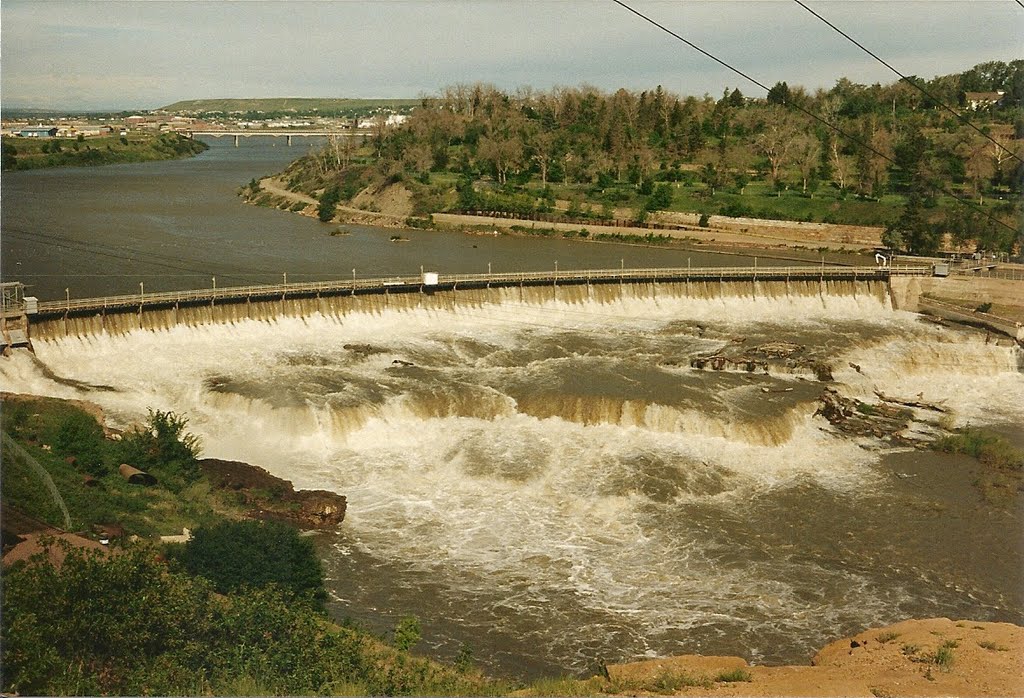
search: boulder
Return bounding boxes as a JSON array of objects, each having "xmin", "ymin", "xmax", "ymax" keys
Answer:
[{"xmin": 200, "ymin": 458, "xmax": 346, "ymax": 529}]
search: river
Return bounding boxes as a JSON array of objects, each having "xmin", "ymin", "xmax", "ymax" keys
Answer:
[
  {"xmin": 2, "ymin": 139, "xmax": 1022, "ymax": 681},
  {"xmin": 3, "ymin": 136, "xmax": 795, "ymax": 302}
]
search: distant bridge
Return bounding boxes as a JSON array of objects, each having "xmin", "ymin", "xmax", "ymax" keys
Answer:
[{"xmin": 188, "ymin": 129, "xmax": 364, "ymax": 146}]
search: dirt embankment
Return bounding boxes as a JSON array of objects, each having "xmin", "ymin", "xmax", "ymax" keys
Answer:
[
  {"xmin": 256, "ymin": 177, "xmax": 413, "ymax": 225},
  {"xmin": 251, "ymin": 178, "xmax": 880, "ymax": 253},
  {"xmin": 606, "ymin": 618, "xmax": 1023, "ymax": 697}
]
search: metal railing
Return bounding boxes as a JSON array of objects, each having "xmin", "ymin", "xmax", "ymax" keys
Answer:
[{"xmin": 34, "ymin": 265, "xmax": 930, "ymax": 315}]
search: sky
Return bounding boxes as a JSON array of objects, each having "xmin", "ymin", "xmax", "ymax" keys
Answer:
[{"xmin": 1, "ymin": 0, "xmax": 1022, "ymax": 111}]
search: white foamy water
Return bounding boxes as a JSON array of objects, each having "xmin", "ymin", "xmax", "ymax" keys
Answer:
[{"xmin": 4, "ymin": 288, "xmax": 1023, "ymax": 674}]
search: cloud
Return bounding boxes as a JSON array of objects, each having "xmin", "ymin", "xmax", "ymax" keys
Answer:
[{"xmin": 2, "ymin": 0, "xmax": 1021, "ymax": 110}]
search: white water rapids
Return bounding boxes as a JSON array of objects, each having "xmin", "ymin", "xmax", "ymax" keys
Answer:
[{"xmin": 3, "ymin": 283, "xmax": 1023, "ymax": 676}]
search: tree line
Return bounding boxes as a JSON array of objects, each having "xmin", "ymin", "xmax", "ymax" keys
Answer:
[{"xmin": 287, "ymin": 60, "xmax": 1023, "ymax": 255}]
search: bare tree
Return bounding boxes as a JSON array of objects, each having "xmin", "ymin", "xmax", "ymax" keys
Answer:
[
  {"xmin": 793, "ymin": 134, "xmax": 822, "ymax": 195},
  {"xmin": 754, "ymin": 108, "xmax": 800, "ymax": 190}
]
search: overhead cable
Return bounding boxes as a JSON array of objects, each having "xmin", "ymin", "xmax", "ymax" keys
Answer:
[
  {"xmin": 792, "ymin": 0, "xmax": 1020, "ymax": 164},
  {"xmin": 609, "ymin": 0, "xmax": 1020, "ymax": 237}
]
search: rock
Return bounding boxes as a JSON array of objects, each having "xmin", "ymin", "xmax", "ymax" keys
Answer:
[
  {"xmin": 343, "ymin": 343, "xmax": 385, "ymax": 356},
  {"xmin": 391, "ymin": 359, "xmax": 415, "ymax": 367},
  {"xmin": 290, "ymin": 490, "xmax": 347, "ymax": 527},
  {"xmin": 200, "ymin": 458, "xmax": 346, "ymax": 530}
]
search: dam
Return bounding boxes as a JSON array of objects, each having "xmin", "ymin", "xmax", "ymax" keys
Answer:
[
  {"xmin": 10, "ymin": 263, "xmax": 935, "ymax": 342},
  {"xmin": 3, "ymin": 261, "xmax": 1022, "ymax": 678}
]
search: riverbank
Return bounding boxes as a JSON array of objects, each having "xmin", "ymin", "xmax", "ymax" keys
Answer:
[
  {"xmin": 1, "ymin": 131, "xmax": 207, "ymax": 171},
  {"xmin": 595, "ymin": 618, "xmax": 1024, "ymax": 697},
  {"xmin": 250, "ymin": 175, "xmax": 878, "ymax": 260}
]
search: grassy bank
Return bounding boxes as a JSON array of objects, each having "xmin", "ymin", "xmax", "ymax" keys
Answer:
[
  {"xmin": 933, "ymin": 425, "xmax": 1024, "ymax": 503},
  {"xmin": 0, "ymin": 395, "xmax": 506, "ymax": 695},
  {"xmin": 2, "ymin": 132, "xmax": 208, "ymax": 171}
]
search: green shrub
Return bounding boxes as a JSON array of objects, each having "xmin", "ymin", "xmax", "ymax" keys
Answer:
[
  {"xmin": 0, "ymin": 542, "xmax": 372, "ymax": 696},
  {"xmin": 392, "ymin": 615, "xmax": 421, "ymax": 651},
  {"xmin": 179, "ymin": 519, "xmax": 325, "ymax": 602},
  {"xmin": 317, "ymin": 186, "xmax": 340, "ymax": 222},
  {"xmin": 47, "ymin": 411, "xmax": 107, "ymax": 475},
  {"xmin": 715, "ymin": 667, "xmax": 753, "ymax": 682},
  {"xmin": 116, "ymin": 409, "xmax": 201, "ymax": 487},
  {"xmin": 934, "ymin": 427, "xmax": 1023, "ymax": 470},
  {"xmin": 930, "ymin": 642, "xmax": 955, "ymax": 670}
]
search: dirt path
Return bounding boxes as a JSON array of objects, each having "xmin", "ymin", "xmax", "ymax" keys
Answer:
[
  {"xmin": 259, "ymin": 177, "xmax": 317, "ymax": 205},
  {"xmin": 433, "ymin": 212, "xmax": 870, "ymax": 252},
  {"xmin": 258, "ymin": 178, "xmax": 408, "ymax": 222}
]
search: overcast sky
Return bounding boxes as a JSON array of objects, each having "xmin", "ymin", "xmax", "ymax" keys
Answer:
[{"xmin": 2, "ymin": 0, "xmax": 1021, "ymax": 111}]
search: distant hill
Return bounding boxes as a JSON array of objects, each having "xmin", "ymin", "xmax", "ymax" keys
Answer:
[{"xmin": 160, "ymin": 98, "xmax": 419, "ymax": 114}]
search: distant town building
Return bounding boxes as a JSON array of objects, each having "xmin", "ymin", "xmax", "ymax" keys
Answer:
[
  {"xmin": 964, "ymin": 91, "xmax": 1004, "ymax": 110},
  {"xmin": 18, "ymin": 126, "xmax": 58, "ymax": 138}
]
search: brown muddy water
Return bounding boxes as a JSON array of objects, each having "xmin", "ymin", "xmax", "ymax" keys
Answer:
[{"xmin": 1, "ymin": 139, "xmax": 1021, "ymax": 680}]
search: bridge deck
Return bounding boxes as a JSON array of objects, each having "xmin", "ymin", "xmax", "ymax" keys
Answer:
[{"xmin": 32, "ymin": 265, "xmax": 929, "ymax": 317}]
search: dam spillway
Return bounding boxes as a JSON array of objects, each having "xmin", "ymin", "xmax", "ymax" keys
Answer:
[
  {"xmin": 24, "ymin": 264, "xmax": 924, "ymax": 340},
  {"xmin": 4, "ymin": 261, "xmax": 1021, "ymax": 680}
]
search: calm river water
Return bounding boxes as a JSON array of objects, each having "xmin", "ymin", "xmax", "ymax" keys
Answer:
[
  {"xmin": 2, "ymin": 139, "xmax": 1022, "ymax": 681},
  {"xmin": 5, "ymin": 136, "xmax": 785, "ymax": 302}
]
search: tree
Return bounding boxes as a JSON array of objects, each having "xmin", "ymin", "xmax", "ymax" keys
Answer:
[
  {"xmin": 647, "ymin": 182, "xmax": 674, "ymax": 211},
  {"xmin": 793, "ymin": 134, "xmax": 822, "ymax": 195},
  {"xmin": 50, "ymin": 411, "xmax": 106, "ymax": 476},
  {"xmin": 754, "ymin": 109, "xmax": 800, "ymax": 190},
  {"xmin": 179, "ymin": 519, "xmax": 326, "ymax": 602},
  {"xmin": 766, "ymin": 81, "xmax": 791, "ymax": 105},
  {"xmin": 317, "ymin": 186, "xmax": 340, "ymax": 222},
  {"xmin": 883, "ymin": 190, "xmax": 939, "ymax": 254}
]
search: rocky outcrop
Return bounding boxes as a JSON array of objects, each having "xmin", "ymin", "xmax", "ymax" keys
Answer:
[
  {"xmin": 200, "ymin": 458, "xmax": 346, "ymax": 529},
  {"xmin": 685, "ymin": 342, "xmax": 834, "ymax": 381},
  {"xmin": 604, "ymin": 618, "xmax": 1024, "ymax": 697}
]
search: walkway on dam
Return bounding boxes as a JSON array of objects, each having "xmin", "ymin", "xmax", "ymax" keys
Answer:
[{"xmin": 28, "ymin": 264, "xmax": 931, "ymax": 317}]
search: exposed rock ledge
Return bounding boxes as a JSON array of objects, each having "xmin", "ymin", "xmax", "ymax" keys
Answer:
[
  {"xmin": 606, "ymin": 618, "xmax": 1022, "ymax": 697},
  {"xmin": 200, "ymin": 458, "xmax": 346, "ymax": 529}
]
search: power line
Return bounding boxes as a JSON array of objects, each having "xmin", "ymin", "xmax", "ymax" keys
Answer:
[
  {"xmin": 609, "ymin": 0, "xmax": 1020, "ymax": 238},
  {"xmin": 792, "ymin": 0, "xmax": 1020, "ymax": 165},
  {"xmin": 1014, "ymin": 0, "xmax": 1024, "ymax": 10}
]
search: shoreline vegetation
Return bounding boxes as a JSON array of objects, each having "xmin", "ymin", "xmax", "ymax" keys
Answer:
[
  {"xmin": 1, "ymin": 131, "xmax": 208, "ymax": 171},
  {"xmin": 3, "ymin": 393, "xmax": 1022, "ymax": 696},
  {"xmin": 239, "ymin": 60, "xmax": 1021, "ymax": 259}
]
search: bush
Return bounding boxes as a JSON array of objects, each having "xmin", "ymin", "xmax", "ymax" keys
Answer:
[
  {"xmin": 1, "ymin": 542, "xmax": 369, "ymax": 696},
  {"xmin": 116, "ymin": 409, "xmax": 201, "ymax": 487},
  {"xmin": 317, "ymin": 186, "xmax": 340, "ymax": 222},
  {"xmin": 934, "ymin": 427, "xmax": 1023, "ymax": 470},
  {"xmin": 49, "ymin": 410, "xmax": 107, "ymax": 475},
  {"xmin": 179, "ymin": 519, "xmax": 326, "ymax": 602},
  {"xmin": 715, "ymin": 668, "xmax": 752, "ymax": 682}
]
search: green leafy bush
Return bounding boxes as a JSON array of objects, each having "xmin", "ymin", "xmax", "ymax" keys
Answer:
[
  {"xmin": 317, "ymin": 186, "xmax": 340, "ymax": 222},
  {"xmin": 934, "ymin": 427, "xmax": 1023, "ymax": 470},
  {"xmin": 49, "ymin": 410, "xmax": 107, "ymax": 475},
  {"xmin": 2, "ymin": 542, "xmax": 498, "ymax": 696},
  {"xmin": 116, "ymin": 409, "xmax": 201, "ymax": 487},
  {"xmin": 179, "ymin": 519, "xmax": 326, "ymax": 602}
]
